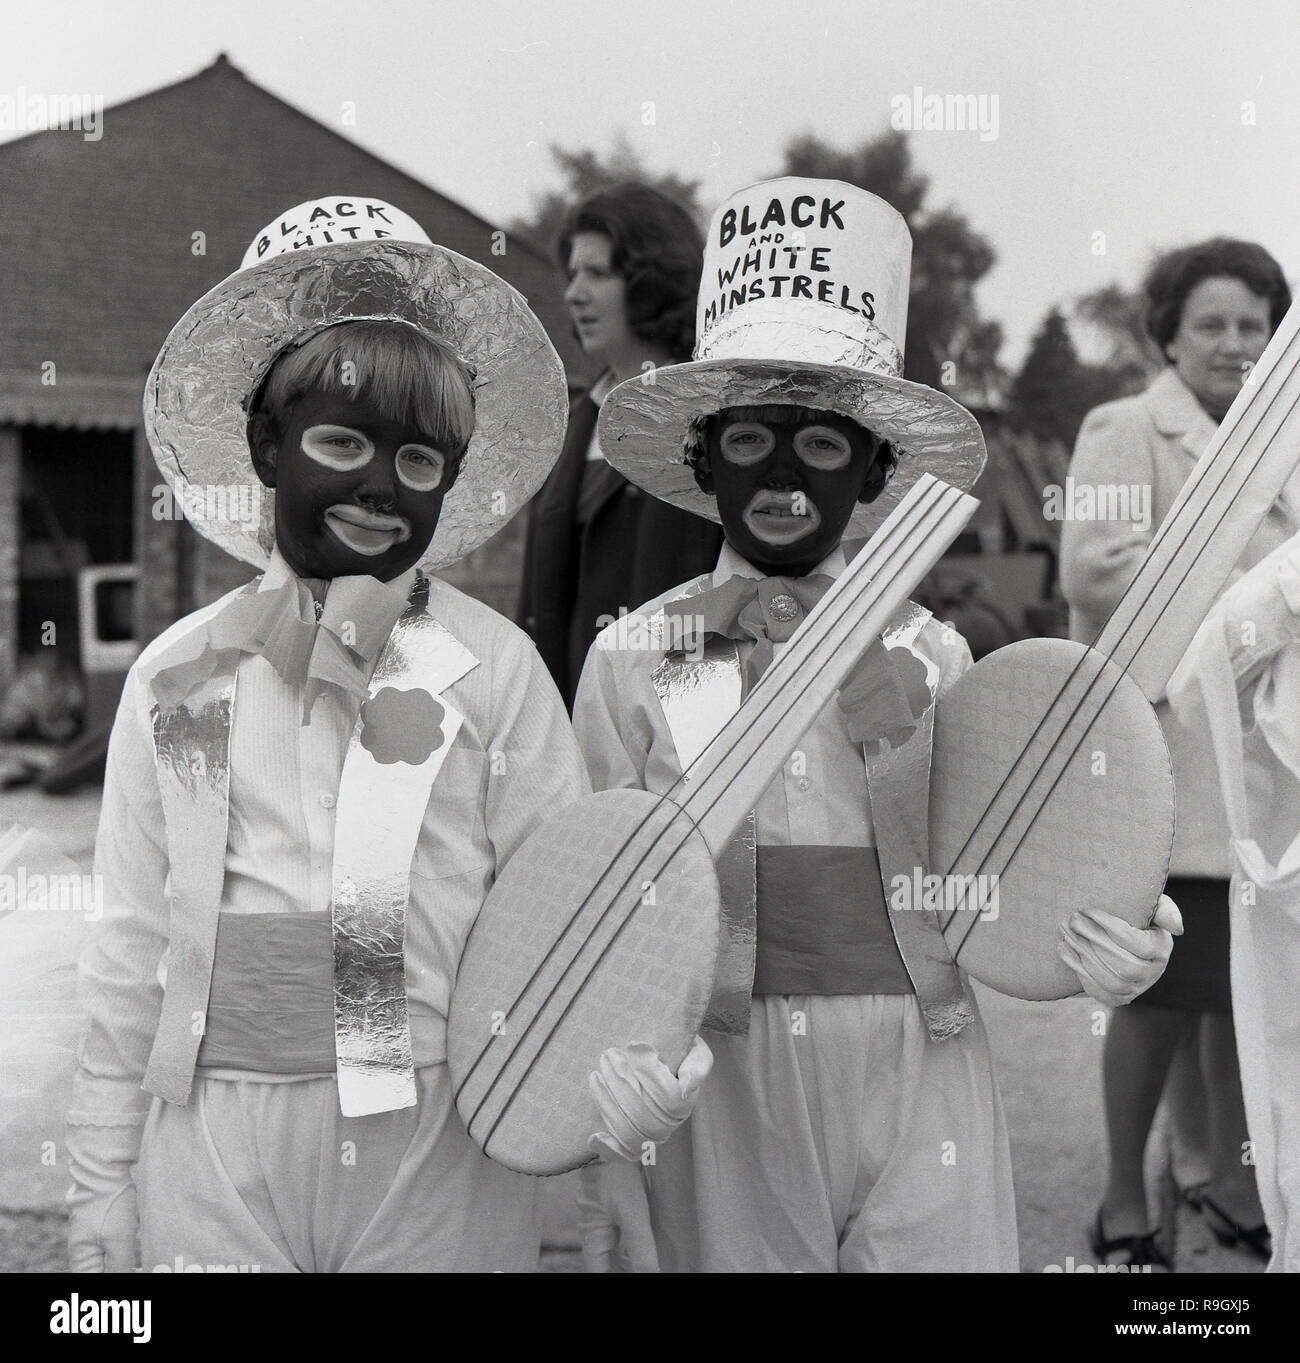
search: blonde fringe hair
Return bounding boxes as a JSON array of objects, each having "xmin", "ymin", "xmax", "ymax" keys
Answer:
[{"xmin": 253, "ymin": 320, "xmax": 477, "ymax": 458}]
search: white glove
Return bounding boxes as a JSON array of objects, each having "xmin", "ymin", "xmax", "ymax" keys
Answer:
[
  {"xmin": 587, "ymin": 1035, "xmax": 713, "ymax": 1163},
  {"xmin": 1058, "ymin": 894, "xmax": 1184, "ymax": 1008},
  {"xmin": 577, "ymin": 1160, "xmax": 660, "ymax": 1273},
  {"xmin": 66, "ymin": 1122, "xmax": 142, "ymax": 1273}
]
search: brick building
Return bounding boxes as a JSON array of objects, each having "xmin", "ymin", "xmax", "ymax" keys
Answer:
[{"xmin": 0, "ymin": 54, "xmax": 583, "ymax": 711}]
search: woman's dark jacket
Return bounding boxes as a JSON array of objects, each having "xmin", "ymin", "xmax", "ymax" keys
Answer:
[{"xmin": 518, "ymin": 388, "xmax": 723, "ymax": 709}]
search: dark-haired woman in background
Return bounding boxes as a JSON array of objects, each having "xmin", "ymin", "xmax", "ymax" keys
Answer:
[
  {"xmin": 518, "ymin": 183, "xmax": 722, "ymax": 708},
  {"xmin": 1062, "ymin": 237, "xmax": 1297, "ymax": 1267}
]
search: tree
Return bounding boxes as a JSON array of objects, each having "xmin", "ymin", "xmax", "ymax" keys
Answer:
[
  {"xmin": 1008, "ymin": 308, "xmax": 1094, "ymax": 447},
  {"xmin": 1008, "ymin": 287, "xmax": 1156, "ymax": 449},
  {"xmin": 775, "ymin": 131, "xmax": 1005, "ymax": 404},
  {"xmin": 1073, "ymin": 283, "xmax": 1160, "ymax": 390},
  {"xmin": 509, "ymin": 135, "xmax": 707, "ymax": 261}
]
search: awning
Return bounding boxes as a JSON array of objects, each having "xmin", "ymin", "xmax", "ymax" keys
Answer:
[{"xmin": 0, "ymin": 371, "xmax": 144, "ymax": 430}]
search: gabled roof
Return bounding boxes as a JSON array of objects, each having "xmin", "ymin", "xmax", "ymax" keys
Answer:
[{"xmin": 0, "ymin": 55, "xmax": 586, "ymax": 429}]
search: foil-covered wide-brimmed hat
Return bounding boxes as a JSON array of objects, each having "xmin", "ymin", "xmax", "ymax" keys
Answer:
[
  {"xmin": 144, "ymin": 196, "xmax": 568, "ymax": 571},
  {"xmin": 598, "ymin": 178, "xmax": 985, "ymax": 537}
]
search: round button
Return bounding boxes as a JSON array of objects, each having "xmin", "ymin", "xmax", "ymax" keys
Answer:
[
  {"xmin": 319, "ymin": 793, "xmax": 336, "ymax": 809},
  {"xmin": 797, "ymin": 777, "xmax": 812, "ymax": 793},
  {"xmin": 768, "ymin": 592, "xmax": 799, "ymax": 623}
]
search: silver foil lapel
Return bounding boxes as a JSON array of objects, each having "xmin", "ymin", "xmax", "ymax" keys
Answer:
[
  {"xmin": 864, "ymin": 605, "xmax": 975, "ymax": 1041},
  {"xmin": 331, "ymin": 588, "xmax": 476, "ymax": 1116},
  {"xmin": 651, "ymin": 630, "xmax": 755, "ymax": 1035},
  {"xmin": 145, "ymin": 671, "xmax": 237, "ymax": 1104}
]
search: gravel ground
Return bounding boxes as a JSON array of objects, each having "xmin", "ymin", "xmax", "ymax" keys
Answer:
[{"xmin": 0, "ymin": 1210, "xmax": 68, "ymax": 1273}]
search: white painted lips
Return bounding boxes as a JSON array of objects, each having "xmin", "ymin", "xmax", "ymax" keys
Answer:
[
  {"xmin": 324, "ymin": 506, "xmax": 411, "ymax": 556},
  {"xmin": 742, "ymin": 489, "xmax": 820, "ymax": 545}
]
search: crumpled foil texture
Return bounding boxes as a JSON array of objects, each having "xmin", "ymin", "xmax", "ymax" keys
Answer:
[
  {"xmin": 144, "ymin": 242, "xmax": 567, "ymax": 571},
  {"xmin": 598, "ymin": 358, "xmax": 986, "ymax": 541}
]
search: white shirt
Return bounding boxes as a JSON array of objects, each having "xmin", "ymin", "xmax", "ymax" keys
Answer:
[{"xmin": 583, "ymin": 372, "xmax": 615, "ymax": 463}]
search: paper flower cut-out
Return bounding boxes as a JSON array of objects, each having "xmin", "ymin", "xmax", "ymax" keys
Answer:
[{"xmin": 359, "ymin": 687, "xmax": 445, "ymax": 765}]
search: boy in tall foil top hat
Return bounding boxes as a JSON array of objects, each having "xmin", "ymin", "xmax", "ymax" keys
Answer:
[
  {"xmin": 573, "ymin": 178, "xmax": 1181, "ymax": 1271},
  {"xmin": 64, "ymin": 198, "xmax": 678, "ymax": 1273}
]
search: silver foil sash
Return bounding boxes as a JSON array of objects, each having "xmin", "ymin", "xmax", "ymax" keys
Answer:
[
  {"xmin": 331, "ymin": 584, "xmax": 476, "ymax": 1116},
  {"xmin": 650, "ymin": 622, "xmax": 756, "ymax": 1036},
  {"xmin": 863, "ymin": 605, "xmax": 975, "ymax": 1041},
  {"xmin": 146, "ymin": 669, "xmax": 237, "ymax": 1104}
]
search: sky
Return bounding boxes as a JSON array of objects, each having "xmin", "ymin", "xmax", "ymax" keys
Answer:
[{"xmin": 5, "ymin": 0, "xmax": 1300, "ymax": 368}]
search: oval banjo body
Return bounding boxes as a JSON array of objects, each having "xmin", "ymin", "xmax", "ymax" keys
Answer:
[
  {"xmin": 448, "ymin": 788, "xmax": 720, "ymax": 1175},
  {"xmin": 929, "ymin": 637, "xmax": 1174, "ymax": 999}
]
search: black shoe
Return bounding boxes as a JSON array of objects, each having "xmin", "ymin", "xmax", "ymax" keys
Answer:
[
  {"xmin": 1197, "ymin": 1195, "xmax": 1271, "ymax": 1263},
  {"xmin": 1089, "ymin": 1208, "xmax": 1171, "ymax": 1269}
]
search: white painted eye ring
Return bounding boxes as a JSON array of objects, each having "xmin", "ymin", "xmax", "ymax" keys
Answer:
[
  {"xmin": 719, "ymin": 423, "xmax": 775, "ymax": 465},
  {"xmin": 395, "ymin": 445, "xmax": 447, "ymax": 492},
  {"xmin": 301, "ymin": 425, "xmax": 374, "ymax": 471},
  {"xmin": 793, "ymin": 426, "xmax": 852, "ymax": 469}
]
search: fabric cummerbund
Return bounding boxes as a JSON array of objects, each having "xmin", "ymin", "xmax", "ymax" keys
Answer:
[
  {"xmin": 752, "ymin": 845, "xmax": 913, "ymax": 996},
  {"xmin": 195, "ymin": 912, "xmax": 445, "ymax": 1073}
]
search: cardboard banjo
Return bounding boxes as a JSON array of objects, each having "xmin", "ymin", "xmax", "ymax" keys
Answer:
[
  {"xmin": 448, "ymin": 475, "xmax": 978, "ymax": 1174},
  {"xmin": 930, "ymin": 300, "xmax": 1300, "ymax": 997}
]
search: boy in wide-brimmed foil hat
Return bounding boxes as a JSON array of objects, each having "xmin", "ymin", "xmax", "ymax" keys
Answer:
[
  {"xmin": 63, "ymin": 197, "xmax": 675, "ymax": 1273},
  {"xmin": 571, "ymin": 178, "xmax": 1181, "ymax": 1272}
]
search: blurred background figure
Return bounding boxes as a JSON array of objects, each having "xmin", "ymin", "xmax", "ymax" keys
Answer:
[
  {"xmin": 1061, "ymin": 237, "xmax": 1295, "ymax": 1267},
  {"xmin": 517, "ymin": 182, "xmax": 722, "ymax": 708}
]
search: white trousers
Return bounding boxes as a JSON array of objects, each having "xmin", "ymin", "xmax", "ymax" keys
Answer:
[
  {"xmin": 136, "ymin": 1065, "xmax": 540, "ymax": 1272},
  {"xmin": 646, "ymin": 994, "xmax": 1019, "ymax": 1272}
]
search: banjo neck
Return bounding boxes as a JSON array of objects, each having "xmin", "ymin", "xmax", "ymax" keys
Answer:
[
  {"xmin": 667, "ymin": 474, "xmax": 978, "ymax": 861},
  {"xmin": 1093, "ymin": 300, "xmax": 1300, "ymax": 699}
]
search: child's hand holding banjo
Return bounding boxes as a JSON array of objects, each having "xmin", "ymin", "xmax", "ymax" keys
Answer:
[
  {"xmin": 577, "ymin": 1036, "xmax": 713, "ymax": 1274},
  {"xmin": 587, "ymin": 1036, "xmax": 714, "ymax": 1162},
  {"xmin": 1058, "ymin": 894, "xmax": 1184, "ymax": 1008}
]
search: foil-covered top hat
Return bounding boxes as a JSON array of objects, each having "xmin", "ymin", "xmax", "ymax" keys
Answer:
[
  {"xmin": 598, "ymin": 177, "xmax": 985, "ymax": 536},
  {"xmin": 144, "ymin": 196, "xmax": 568, "ymax": 571}
]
